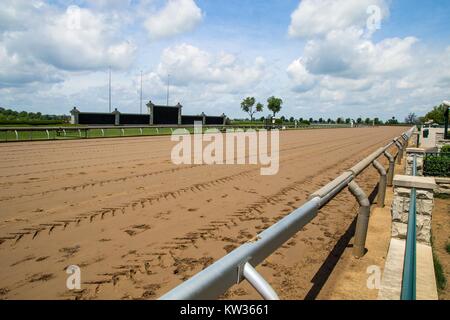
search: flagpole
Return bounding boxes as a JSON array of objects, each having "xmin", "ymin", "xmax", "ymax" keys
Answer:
[
  {"xmin": 109, "ymin": 67, "xmax": 112, "ymax": 113},
  {"xmin": 166, "ymin": 74, "xmax": 170, "ymax": 106},
  {"xmin": 140, "ymin": 71, "xmax": 143, "ymax": 114}
]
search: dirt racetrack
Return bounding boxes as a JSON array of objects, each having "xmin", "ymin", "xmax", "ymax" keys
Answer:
[{"xmin": 0, "ymin": 127, "xmax": 406, "ymax": 300}]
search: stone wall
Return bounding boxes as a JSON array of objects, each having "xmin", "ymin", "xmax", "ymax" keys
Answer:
[
  {"xmin": 405, "ymin": 148, "xmax": 425, "ymax": 176},
  {"xmin": 435, "ymin": 177, "xmax": 450, "ymax": 195},
  {"xmin": 391, "ymin": 185, "xmax": 434, "ymax": 245}
]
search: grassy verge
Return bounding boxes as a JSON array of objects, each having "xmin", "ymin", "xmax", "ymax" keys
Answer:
[
  {"xmin": 433, "ymin": 252, "xmax": 447, "ymax": 291},
  {"xmin": 431, "ymin": 231, "xmax": 448, "ymax": 295},
  {"xmin": 0, "ymin": 124, "xmax": 355, "ymax": 143}
]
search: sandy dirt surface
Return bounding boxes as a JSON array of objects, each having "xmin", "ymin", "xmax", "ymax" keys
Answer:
[{"xmin": 0, "ymin": 127, "xmax": 406, "ymax": 300}]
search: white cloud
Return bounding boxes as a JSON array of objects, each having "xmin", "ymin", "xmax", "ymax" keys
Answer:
[
  {"xmin": 288, "ymin": 0, "xmax": 389, "ymax": 38},
  {"xmin": 285, "ymin": 0, "xmax": 450, "ymax": 120},
  {"xmin": 0, "ymin": 43, "xmax": 62, "ymax": 87},
  {"xmin": 145, "ymin": 0, "xmax": 203, "ymax": 39},
  {"xmin": 0, "ymin": 2, "xmax": 136, "ymax": 77},
  {"xmin": 155, "ymin": 44, "xmax": 265, "ymax": 92}
]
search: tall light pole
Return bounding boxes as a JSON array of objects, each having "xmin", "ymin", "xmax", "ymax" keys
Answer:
[
  {"xmin": 166, "ymin": 74, "xmax": 170, "ymax": 106},
  {"xmin": 108, "ymin": 66, "xmax": 112, "ymax": 113},
  {"xmin": 140, "ymin": 71, "xmax": 143, "ymax": 114},
  {"xmin": 443, "ymin": 100, "xmax": 450, "ymax": 140}
]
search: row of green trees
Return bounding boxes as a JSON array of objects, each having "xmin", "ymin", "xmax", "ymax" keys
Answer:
[
  {"xmin": 0, "ymin": 107, "xmax": 69, "ymax": 123},
  {"xmin": 236, "ymin": 115, "xmax": 399, "ymax": 125},
  {"xmin": 239, "ymin": 98, "xmax": 402, "ymax": 125}
]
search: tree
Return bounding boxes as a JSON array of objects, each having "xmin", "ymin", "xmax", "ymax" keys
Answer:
[
  {"xmin": 423, "ymin": 105, "xmax": 446, "ymax": 124},
  {"xmin": 240, "ymin": 97, "xmax": 263, "ymax": 121},
  {"xmin": 387, "ymin": 116, "xmax": 399, "ymax": 125},
  {"xmin": 357, "ymin": 118, "xmax": 362, "ymax": 124},
  {"xmin": 405, "ymin": 113, "xmax": 418, "ymax": 124},
  {"xmin": 267, "ymin": 96, "xmax": 283, "ymax": 118},
  {"xmin": 289, "ymin": 116, "xmax": 295, "ymax": 123},
  {"xmin": 364, "ymin": 118, "xmax": 371, "ymax": 125}
]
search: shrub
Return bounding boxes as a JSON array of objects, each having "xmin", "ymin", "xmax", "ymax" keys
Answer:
[
  {"xmin": 441, "ymin": 144, "xmax": 450, "ymax": 154},
  {"xmin": 424, "ymin": 154, "xmax": 450, "ymax": 177}
]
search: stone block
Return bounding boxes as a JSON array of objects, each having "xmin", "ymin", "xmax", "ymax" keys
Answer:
[{"xmin": 393, "ymin": 175, "xmax": 436, "ymax": 190}]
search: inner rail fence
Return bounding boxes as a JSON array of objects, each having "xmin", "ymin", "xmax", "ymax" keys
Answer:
[
  {"xmin": 401, "ymin": 154, "xmax": 417, "ymax": 300},
  {"xmin": 159, "ymin": 126, "xmax": 416, "ymax": 300},
  {"xmin": 0, "ymin": 123, "xmax": 364, "ymax": 143}
]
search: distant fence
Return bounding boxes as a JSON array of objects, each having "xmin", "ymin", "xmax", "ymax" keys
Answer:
[
  {"xmin": 0, "ymin": 123, "xmax": 355, "ymax": 143},
  {"xmin": 181, "ymin": 115, "xmax": 204, "ymax": 125},
  {"xmin": 78, "ymin": 113, "xmax": 115, "ymax": 125},
  {"xmin": 160, "ymin": 127, "xmax": 415, "ymax": 300},
  {"xmin": 120, "ymin": 114, "xmax": 151, "ymax": 125},
  {"xmin": 70, "ymin": 105, "xmax": 227, "ymax": 126}
]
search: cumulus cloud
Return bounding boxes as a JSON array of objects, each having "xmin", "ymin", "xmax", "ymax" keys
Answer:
[
  {"xmin": 0, "ymin": 44, "xmax": 62, "ymax": 87},
  {"xmin": 288, "ymin": 0, "xmax": 389, "ymax": 38},
  {"xmin": 0, "ymin": 0, "xmax": 137, "ymax": 90},
  {"xmin": 155, "ymin": 44, "xmax": 265, "ymax": 91},
  {"xmin": 287, "ymin": 0, "xmax": 419, "ymax": 93},
  {"xmin": 145, "ymin": 0, "xmax": 203, "ymax": 39},
  {"xmin": 285, "ymin": 0, "xmax": 450, "ymax": 119}
]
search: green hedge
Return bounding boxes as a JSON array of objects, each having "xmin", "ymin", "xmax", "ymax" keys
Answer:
[
  {"xmin": 424, "ymin": 153, "xmax": 450, "ymax": 177},
  {"xmin": 0, "ymin": 120, "xmax": 66, "ymax": 126}
]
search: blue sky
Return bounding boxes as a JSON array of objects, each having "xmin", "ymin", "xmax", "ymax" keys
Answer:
[{"xmin": 1, "ymin": 0, "xmax": 449, "ymax": 121}]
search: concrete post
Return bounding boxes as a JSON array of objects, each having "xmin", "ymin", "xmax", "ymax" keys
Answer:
[
  {"xmin": 222, "ymin": 113, "xmax": 227, "ymax": 126},
  {"xmin": 176, "ymin": 102, "xmax": 182, "ymax": 125},
  {"xmin": 201, "ymin": 112, "xmax": 206, "ymax": 125},
  {"xmin": 373, "ymin": 160, "xmax": 387, "ymax": 208},
  {"xmin": 70, "ymin": 107, "xmax": 80, "ymax": 125},
  {"xmin": 349, "ymin": 181, "xmax": 371, "ymax": 258},
  {"xmin": 391, "ymin": 175, "xmax": 436, "ymax": 246},
  {"xmin": 405, "ymin": 148, "xmax": 425, "ymax": 176},
  {"xmin": 112, "ymin": 108, "xmax": 120, "ymax": 126},
  {"xmin": 384, "ymin": 151, "xmax": 395, "ymax": 187},
  {"xmin": 146, "ymin": 101, "xmax": 154, "ymax": 125}
]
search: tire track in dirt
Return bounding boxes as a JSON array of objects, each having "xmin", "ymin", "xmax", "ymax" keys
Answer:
[
  {"xmin": 54, "ymin": 134, "xmax": 397, "ymax": 299},
  {"xmin": 0, "ymin": 127, "xmax": 406, "ymax": 300},
  {"xmin": 0, "ymin": 133, "xmax": 382, "ymax": 245},
  {"xmin": 0, "ymin": 131, "xmax": 377, "ymax": 201}
]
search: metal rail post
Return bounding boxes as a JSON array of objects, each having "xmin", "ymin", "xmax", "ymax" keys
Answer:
[
  {"xmin": 349, "ymin": 181, "xmax": 371, "ymax": 258},
  {"xmin": 242, "ymin": 263, "xmax": 279, "ymax": 300},
  {"xmin": 384, "ymin": 151, "xmax": 395, "ymax": 187},
  {"xmin": 372, "ymin": 160, "xmax": 387, "ymax": 208}
]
